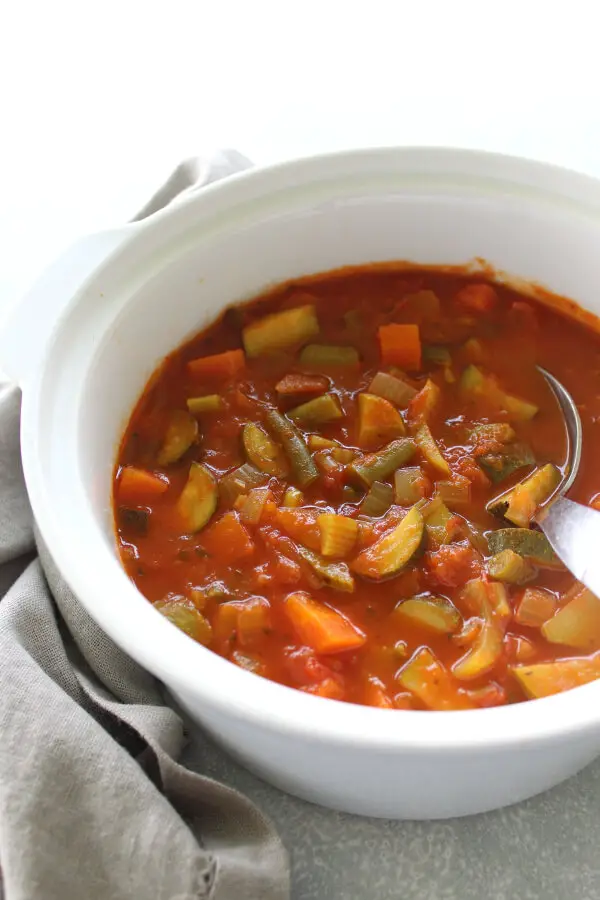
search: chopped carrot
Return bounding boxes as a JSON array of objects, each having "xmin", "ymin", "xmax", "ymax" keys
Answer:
[
  {"xmin": 378, "ymin": 323, "xmax": 421, "ymax": 370},
  {"xmin": 275, "ymin": 373, "xmax": 329, "ymax": 396},
  {"xmin": 237, "ymin": 597, "xmax": 271, "ymax": 647},
  {"xmin": 364, "ymin": 676, "xmax": 394, "ymax": 709},
  {"xmin": 590, "ymin": 493, "xmax": 600, "ymax": 511},
  {"xmin": 187, "ymin": 349, "xmax": 245, "ymax": 380},
  {"xmin": 201, "ymin": 512, "xmax": 254, "ymax": 563},
  {"xmin": 117, "ymin": 466, "xmax": 169, "ymax": 504},
  {"xmin": 393, "ymin": 692, "xmax": 414, "ymax": 710},
  {"xmin": 455, "ymin": 283, "xmax": 498, "ymax": 314},
  {"xmin": 301, "ymin": 677, "xmax": 345, "ymax": 700},
  {"xmin": 283, "ymin": 591, "xmax": 366, "ymax": 654}
]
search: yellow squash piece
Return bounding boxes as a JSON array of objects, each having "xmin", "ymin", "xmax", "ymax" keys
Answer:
[
  {"xmin": 186, "ymin": 395, "xmax": 223, "ymax": 415},
  {"xmin": 397, "ymin": 647, "xmax": 473, "ymax": 710},
  {"xmin": 351, "ymin": 504, "xmax": 424, "ymax": 580},
  {"xmin": 394, "ymin": 595, "xmax": 462, "ymax": 634},
  {"xmin": 357, "ymin": 393, "xmax": 406, "ymax": 446},
  {"xmin": 541, "ymin": 587, "xmax": 600, "ymax": 650},
  {"xmin": 319, "ymin": 514, "xmax": 359, "ymax": 558},
  {"xmin": 414, "ymin": 423, "xmax": 451, "ymax": 475},
  {"xmin": 503, "ymin": 464, "xmax": 562, "ymax": 527},
  {"xmin": 157, "ymin": 409, "xmax": 198, "ymax": 465},
  {"xmin": 452, "ymin": 595, "xmax": 504, "ymax": 681},
  {"xmin": 242, "ymin": 422, "xmax": 289, "ymax": 476},
  {"xmin": 176, "ymin": 462, "xmax": 218, "ymax": 532},
  {"xmin": 242, "ymin": 304, "xmax": 319, "ymax": 357},
  {"xmin": 512, "ymin": 655, "xmax": 600, "ymax": 699}
]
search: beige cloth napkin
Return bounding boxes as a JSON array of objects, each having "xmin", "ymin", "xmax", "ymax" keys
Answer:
[{"xmin": 0, "ymin": 154, "xmax": 290, "ymax": 900}]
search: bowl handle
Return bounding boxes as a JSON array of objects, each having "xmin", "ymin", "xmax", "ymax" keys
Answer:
[{"xmin": 0, "ymin": 227, "xmax": 134, "ymax": 387}]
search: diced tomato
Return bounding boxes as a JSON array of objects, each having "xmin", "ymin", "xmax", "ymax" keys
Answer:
[
  {"xmin": 425, "ymin": 543, "xmax": 482, "ymax": 588},
  {"xmin": 455, "ymin": 283, "xmax": 498, "ymax": 314}
]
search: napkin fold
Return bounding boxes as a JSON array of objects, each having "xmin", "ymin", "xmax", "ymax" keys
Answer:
[{"xmin": 0, "ymin": 154, "xmax": 289, "ymax": 900}]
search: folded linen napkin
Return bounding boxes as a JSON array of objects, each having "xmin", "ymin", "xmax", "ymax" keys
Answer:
[{"xmin": 0, "ymin": 153, "xmax": 290, "ymax": 900}]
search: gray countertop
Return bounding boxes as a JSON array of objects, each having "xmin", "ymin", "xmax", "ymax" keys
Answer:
[{"xmin": 183, "ymin": 719, "xmax": 600, "ymax": 899}]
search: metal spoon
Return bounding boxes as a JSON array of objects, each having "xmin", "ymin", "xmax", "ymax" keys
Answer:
[{"xmin": 489, "ymin": 366, "xmax": 600, "ymax": 597}]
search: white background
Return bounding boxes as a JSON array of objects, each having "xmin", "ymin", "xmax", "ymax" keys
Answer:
[{"xmin": 1, "ymin": 1, "xmax": 600, "ymax": 314}]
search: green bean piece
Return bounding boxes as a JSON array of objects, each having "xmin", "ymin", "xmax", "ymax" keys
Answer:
[
  {"xmin": 300, "ymin": 344, "xmax": 360, "ymax": 368},
  {"xmin": 348, "ymin": 438, "xmax": 416, "ymax": 488},
  {"xmin": 265, "ymin": 409, "xmax": 319, "ymax": 488}
]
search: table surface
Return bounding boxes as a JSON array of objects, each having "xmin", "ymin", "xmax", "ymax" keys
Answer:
[{"xmin": 3, "ymin": 3, "xmax": 600, "ymax": 897}]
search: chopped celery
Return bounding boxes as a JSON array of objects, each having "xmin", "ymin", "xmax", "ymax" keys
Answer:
[
  {"xmin": 359, "ymin": 481, "xmax": 394, "ymax": 517},
  {"xmin": 512, "ymin": 655, "xmax": 600, "ymax": 699},
  {"xmin": 515, "ymin": 587, "xmax": 557, "ymax": 627},
  {"xmin": 502, "ymin": 464, "xmax": 562, "ymax": 527},
  {"xmin": 395, "ymin": 594, "xmax": 462, "ymax": 634},
  {"xmin": 423, "ymin": 345, "xmax": 452, "ymax": 367},
  {"xmin": 357, "ymin": 392, "xmax": 406, "ymax": 446},
  {"xmin": 414, "ymin": 423, "xmax": 451, "ymax": 475},
  {"xmin": 282, "ymin": 486, "xmax": 304, "ymax": 507},
  {"xmin": 319, "ymin": 513, "xmax": 359, "ymax": 557},
  {"xmin": 288, "ymin": 393, "xmax": 344, "ymax": 426},
  {"xmin": 242, "ymin": 422, "xmax": 289, "ymax": 476},
  {"xmin": 157, "ymin": 409, "xmax": 198, "ymax": 465},
  {"xmin": 176, "ymin": 463, "xmax": 218, "ymax": 532},
  {"xmin": 479, "ymin": 443, "xmax": 535, "ymax": 484},
  {"xmin": 367, "ymin": 371, "xmax": 417, "ymax": 407},
  {"xmin": 186, "ymin": 395, "xmax": 223, "ymax": 415},
  {"xmin": 436, "ymin": 476, "xmax": 471, "ymax": 508},
  {"xmin": 542, "ymin": 587, "xmax": 600, "ymax": 650},
  {"xmin": 299, "ymin": 344, "xmax": 359, "ymax": 368},
  {"xmin": 394, "ymin": 466, "xmax": 427, "ymax": 505},
  {"xmin": 265, "ymin": 409, "xmax": 319, "ymax": 488},
  {"xmin": 348, "ymin": 438, "xmax": 416, "ymax": 488},
  {"xmin": 238, "ymin": 486, "xmax": 271, "ymax": 525},
  {"xmin": 296, "ymin": 546, "xmax": 355, "ymax": 592},
  {"xmin": 398, "ymin": 647, "xmax": 472, "ymax": 710},
  {"xmin": 219, "ymin": 463, "xmax": 268, "ymax": 504},
  {"xmin": 487, "ymin": 549, "xmax": 536, "ymax": 585},
  {"xmin": 460, "ymin": 364, "xmax": 539, "ymax": 422},
  {"xmin": 243, "ymin": 304, "xmax": 319, "ymax": 357},
  {"xmin": 154, "ymin": 599, "xmax": 212, "ymax": 645},
  {"xmin": 351, "ymin": 504, "xmax": 424, "ymax": 580},
  {"xmin": 487, "ymin": 528, "xmax": 560, "ymax": 568}
]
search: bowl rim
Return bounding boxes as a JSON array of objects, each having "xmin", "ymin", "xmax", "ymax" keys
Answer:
[{"xmin": 21, "ymin": 145, "xmax": 600, "ymax": 751}]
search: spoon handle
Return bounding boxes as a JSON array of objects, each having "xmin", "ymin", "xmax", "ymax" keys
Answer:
[{"xmin": 539, "ymin": 496, "xmax": 600, "ymax": 597}]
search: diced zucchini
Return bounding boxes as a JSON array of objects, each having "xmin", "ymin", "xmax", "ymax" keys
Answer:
[
  {"xmin": 515, "ymin": 587, "xmax": 557, "ymax": 627},
  {"xmin": 299, "ymin": 344, "xmax": 359, "ymax": 368},
  {"xmin": 479, "ymin": 443, "xmax": 535, "ymax": 484},
  {"xmin": 348, "ymin": 438, "xmax": 416, "ymax": 488},
  {"xmin": 307, "ymin": 435, "xmax": 337, "ymax": 451},
  {"xmin": 395, "ymin": 594, "xmax": 462, "ymax": 634},
  {"xmin": 394, "ymin": 466, "xmax": 427, "ymax": 506},
  {"xmin": 470, "ymin": 422, "xmax": 517, "ymax": 449},
  {"xmin": 422, "ymin": 495, "xmax": 458, "ymax": 547},
  {"xmin": 367, "ymin": 371, "xmax": 417, "ymax": 407},
  {"xmin": 296, "ymin": 545, "xmax": 355, "ymax": 592},
  {"xmin": 186, "ymin": 395, "xmax": 223, "ymax": 415},
  {"xmin": 288, "ymin": 393, "xmax": 344, "ymax": 426},
  {"xmin": 436, "ymin": 476, "xmax": 470, "ymax": 508},
  {"xmin": 351, "ymin": 504, "xmax": 424, "ymax": 580},
  {"xmin": 452, "ymin": 596, "xmax": 504, "ymax": 681},
  {"xmin": 460, "ymin": 363, "xmax": 485, "ymax": 393},
  {"xmin": 357, "ymin": 393, "xmax": 406, "ymax": 446},
  {"xmin": 423, "ymin": 345, "xmax": 452, "ymax": 367},
  {"xmin": 319, "ymin": 513, "xmax": 359, "ymax": 558},
  {"xmin": 398, "ymin": 647, "xmax": 473, "ymax": 710},
  {"xmin": 243, "ymin": 304, "xmax": 319, "ymax": 357},
  {"xmin": 282, "ymin": 486, "xmax": 304, "ymax": 507},
  {"xmin": 219, "ymin": 463, "xmax": 268, "ymax": 504},
  {"xmin": 503, "ymin": 464, "xmax": 562, "ymax": 527},
  {"xmin": 512, "ymin": 655, "xmax": 600, "ymax": 699},
  {"xmin": 542, "ymin": 587, "xmax": 600, "ymax": 650},
  {"xmin": 460, "ymin": 578, "xmax": 510, "ymax": 621},
  {"xmin": 154, "ymin": 599, "xmax": 212, "ymax": 645},
  {"xmin": 176, "ymin": 463, "xmax": 218, "ymax": 532},
  {"xmin": 157, "ymin": 409, "xmax": 198, "ymax": 465},
  {"xmin": 414, "ymin": 423, "xmax": 451, "ymax": 475},
  {"xmin": 265, "ymin": 409, "xmax": 319, "ymax": 488},
  {"xmin": 242, "ymin": 422, "xmax": 289, "ymax": 476},
  {"xmin": 359, "ymin": 481, "xmax": 394, "ymax": 517},
  {"xmin": 487, "ymin": 528, "xmax": 560, "ymax": 568},
  {"xmin": 487, "ymin": 549, "xmax": 536, "ymax": 584}
]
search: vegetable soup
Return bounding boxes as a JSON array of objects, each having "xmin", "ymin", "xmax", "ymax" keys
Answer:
[{"xmin": 113, "ymin": 267, "xmax": 600, "ymax": 711}]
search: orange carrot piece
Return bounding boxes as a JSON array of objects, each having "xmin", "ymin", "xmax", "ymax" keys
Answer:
[
  {"xmin": 283, "ymin": 592, "xmax": 366, "ymax": 654},
  {"xmin": 364, "ymin": 677, "xmax": 394, "ymax": 709},
  {"xmin": 187, "ymin": 349, "xmax": 245, "ymax": 380},
  {"xmin": 301, "ymin": 677, "xmax": 345, "ymax": 700},
  {"xmin": 201, "ymin": 512, "xmax": 254, "ymax": 563},
  {"xmin": 276, "ymin": 507, "xmax": 322, "ymax": 552},
  {"xmin": 455, "ymin": 283, "xmax": 498, "ymax": 314},
  {"xmin": 275, "ymin": 373, "xmax": 329, "ymax": 396},
  {"xmin": 378, "ymin": 324, "xmax": 421, "ymax": 370},
  {"xmin": 117, "ymin": 466, "xmax": 168, "ymax": 504}
]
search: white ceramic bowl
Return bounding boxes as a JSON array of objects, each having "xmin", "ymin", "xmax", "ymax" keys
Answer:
[{"xmin": 6, "ymin": 147, "xmax": 600, "ymax": 820}]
